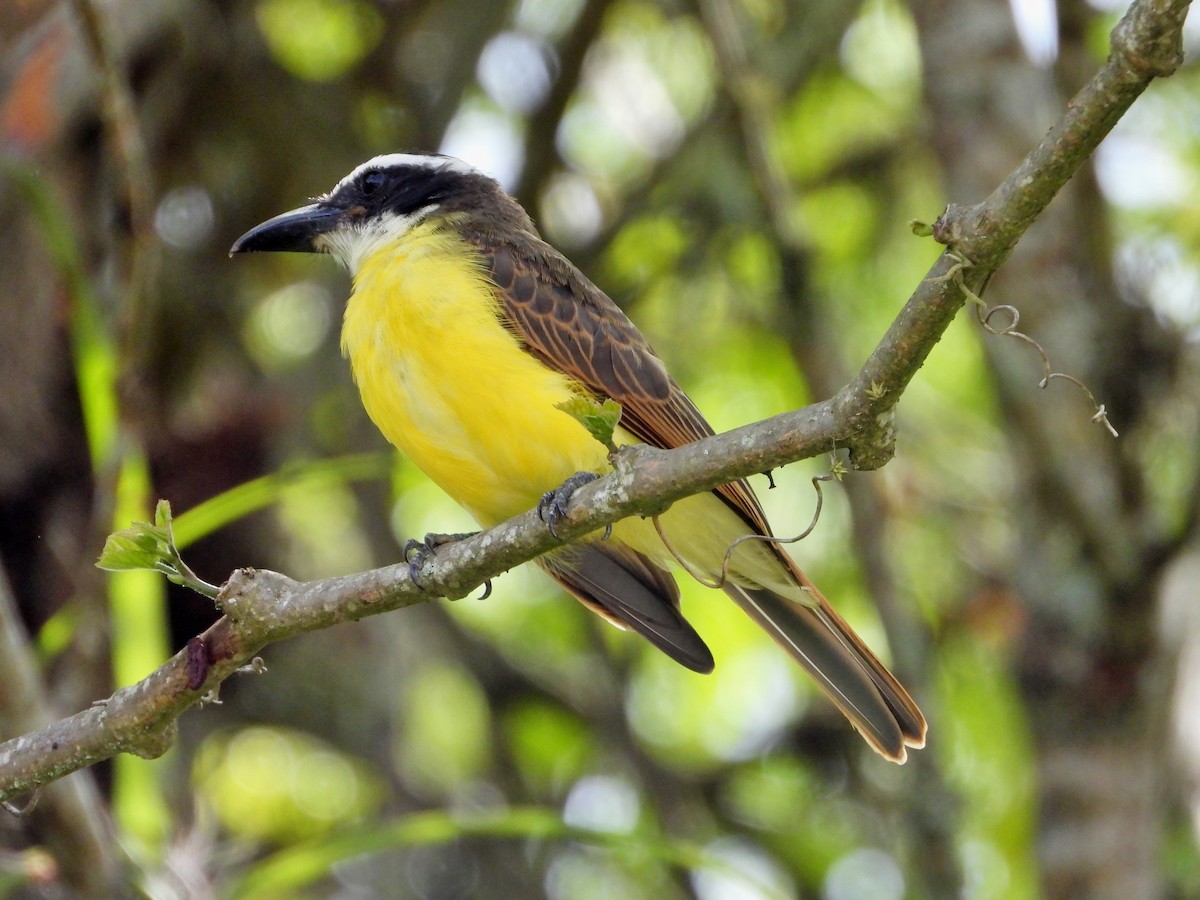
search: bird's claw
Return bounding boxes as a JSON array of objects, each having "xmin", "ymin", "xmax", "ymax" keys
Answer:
[
  {"xmin": 538, "ymin": 471, "xmax": 601, "ymax": 539},
  {"xmin": 403, "ymin": 531, "xmax": 478, "ymax": 591}
]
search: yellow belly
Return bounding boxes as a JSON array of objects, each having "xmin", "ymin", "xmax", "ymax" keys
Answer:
[{"xmin": 340, "ymin": 224, "xmax": 610, "ymax": 525}]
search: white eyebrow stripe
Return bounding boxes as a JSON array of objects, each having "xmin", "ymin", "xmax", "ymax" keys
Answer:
[{"xmin": 333, "ymin": 153, "xmax": 478, "ymax": 193}]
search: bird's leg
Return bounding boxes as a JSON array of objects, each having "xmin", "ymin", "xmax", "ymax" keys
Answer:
[
  {"xmin": 537, "ymin": 471, "xmax": 601, "ymax": 540},
  {"xmin": 403, "ymin": 531, "xmax": 482, "ymax": 594}
]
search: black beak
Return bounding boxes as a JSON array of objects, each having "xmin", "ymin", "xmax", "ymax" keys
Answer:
[{"xmin": 229, "ymin": 203, "xmax": 344, "ymax": 255}]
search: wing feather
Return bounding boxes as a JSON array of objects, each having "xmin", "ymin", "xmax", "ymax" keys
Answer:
[
  {"xmin": 479, "ymin": 239, "xmax": 770, "ymax": 533},
  {"xmin": 539, "ymin": 544, "xmax": 714, "ymax": 674}
]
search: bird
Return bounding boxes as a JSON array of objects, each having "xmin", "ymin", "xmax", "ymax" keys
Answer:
[{"xmin": 231, "ymin": 152, "xmax": 926, "ymax": 762}]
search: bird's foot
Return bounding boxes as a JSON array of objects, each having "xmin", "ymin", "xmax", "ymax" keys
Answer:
[
  {"xmin": 403, "ymin": 531, "xmax": 483, "ymax": 594},
  {"xmin": 537, "ymin": 471, "xmax": 601, "ymax": 540}
]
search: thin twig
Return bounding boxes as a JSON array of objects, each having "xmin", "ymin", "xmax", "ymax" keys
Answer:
[
  {"xmin": 653, "ymin": 473, "xmax": 834, "ymax": 590},
  {"xmin": 932, "ymin": 252, "xmax": 1119, "ymax": 436}
]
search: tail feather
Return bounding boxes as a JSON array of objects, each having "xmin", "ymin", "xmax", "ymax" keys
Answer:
[
  {"xmin": 536, "ymin": 495, "xmax": 926, "ymax": 761},
  {"xmin": 724, "ymin": 583, "xmax": 926, "ymax": 762},
  {"xmin": 540, "ymin": 543, "xmax": 715, "ymax": 674},
  {"xmin": 807, "ymin": 586, "xmax": 926, "ymax": 748}
]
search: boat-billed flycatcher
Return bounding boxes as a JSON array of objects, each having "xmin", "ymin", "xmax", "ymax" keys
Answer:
[{"xmin": 232, "ymin": 153, "xmax": 926, "ymax": 762}]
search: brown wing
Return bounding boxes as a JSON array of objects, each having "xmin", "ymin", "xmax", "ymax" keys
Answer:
[{"xmin": 480, "ymin": 238, "xmax": 773, "ymax": 535}]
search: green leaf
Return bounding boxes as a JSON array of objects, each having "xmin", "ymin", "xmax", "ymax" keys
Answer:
[
  {"xmin": 97, "ymin": 523, "xmax": 168, "ymax": 573},
  {"xmin": 154, "ymin": 498, "xmax": 173, "ymax": 530},
  {"xmin": 556, "ymin": 397, "xmax": 623, "ymax": 451},
  {"xmin": 96, "ymin": 500, "xmax": 219, "ymax": 598}
]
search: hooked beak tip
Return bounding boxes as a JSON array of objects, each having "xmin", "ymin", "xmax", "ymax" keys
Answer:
[{"xmin": 229, "ymin": 203, "xmax": 342, "ymax": 256}]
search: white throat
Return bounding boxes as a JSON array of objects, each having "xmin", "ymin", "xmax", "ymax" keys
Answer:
[{"xmin": 316, "ymin": 205, "xmax": 440, "ymax": 274}]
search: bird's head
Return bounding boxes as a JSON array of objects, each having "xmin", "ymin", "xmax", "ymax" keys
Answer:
[{"xmin": 230, "ymin": 153, "xmax": 519, "ymax": 271}]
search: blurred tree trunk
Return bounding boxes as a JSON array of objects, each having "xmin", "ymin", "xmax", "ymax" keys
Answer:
[{"xmin": 912, "ymin": 0, "xmax": 1186, "ymax": 896}]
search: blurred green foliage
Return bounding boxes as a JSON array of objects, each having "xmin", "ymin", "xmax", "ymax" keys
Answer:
[
  {"xmin": 137, "ymin": 0, "xmax": 1036, "ymax": 890},
  {"xmin": 4, "ymin": 0, "xmax": 1196, "ymax": 895},
  {"xmin": 256, "ymin": 0, "xmax": 384, "ymax": 82},
  {"xmin": 195, "ymin": 726, "xmax": 385, "ymax": 843}
]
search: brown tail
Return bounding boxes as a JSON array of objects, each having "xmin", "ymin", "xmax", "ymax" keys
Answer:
[
  {"xmin": 539, "ymin": 531, "xmax": 924, "ymax": 762},
  {"xmin": 724, "ymin": 579, "xmax": 926, "ymax": 763}
]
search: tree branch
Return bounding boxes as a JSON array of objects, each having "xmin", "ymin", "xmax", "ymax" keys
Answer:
[
  {"xmin": 0, "ymin": 0, "xmax": 1190, "ymax": 806},
  {"xmin": 842, "ymin": 0, "xmax": 1188, "ymax": 467},
  {"xmin": 931, "ymin": 0, "xmax": 1189, "ymax": 266}
]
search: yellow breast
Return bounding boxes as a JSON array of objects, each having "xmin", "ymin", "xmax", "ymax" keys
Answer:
[{"xmin": 340, "ymin": 222, "xmax": 610, "ymax": 525}]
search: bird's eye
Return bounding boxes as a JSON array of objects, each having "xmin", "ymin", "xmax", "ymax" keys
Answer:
[{"xmin": 361, "ymin": 171, "xmax": 387, "ymax": 195}]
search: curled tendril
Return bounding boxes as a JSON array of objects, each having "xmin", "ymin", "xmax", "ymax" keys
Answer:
[
  {"xmin": 3, "ymin": 789, "xmax": 41, "ymax": 817},
  {"xmin": 931, "ymin": 252, "xmax": 1119, "ymax": 437},
  {"xmin": 653, "ymin": 472, "xmax": 835, "ymax": 590}
]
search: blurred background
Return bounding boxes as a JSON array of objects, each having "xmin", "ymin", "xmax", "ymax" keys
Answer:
[{"xmin": 2, "ymin": 0, "xmax": 1199, "ymax": 896}]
